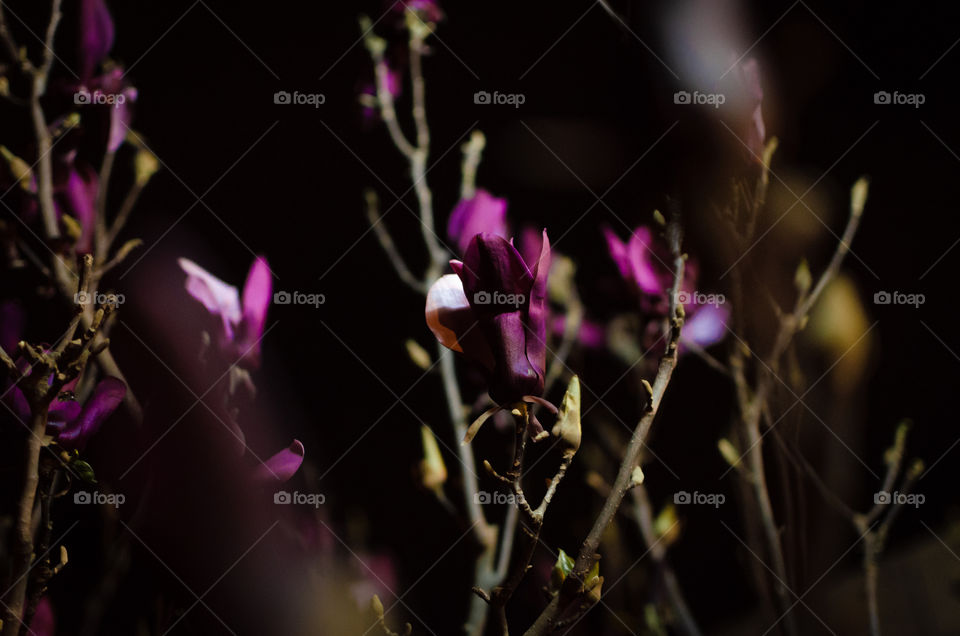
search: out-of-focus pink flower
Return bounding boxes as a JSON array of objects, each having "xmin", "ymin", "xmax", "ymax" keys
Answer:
[
  {"xmin": 178, "ymin": 256, "xmax": 272, "ymax": 369},
  {"xmin": 447, "ymin": 189, "xmax": 509, "ymax": 254},
  {"xmin": 681, "ymin": 302, "xmax": 729, "ymax": 349},
  {"xmin": 603, "ymin": 226, "xmax": 673, "ymax": 296},
  {"xmin": 604, "ymin": 226, "xmax": 728, "ymax": 350}
]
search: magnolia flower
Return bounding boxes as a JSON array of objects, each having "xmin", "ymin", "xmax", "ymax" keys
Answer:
[
  {"xmin": 177, "ymin": 257, "xmax": 272, "ymax": 369},
  {"xmin": 604, "ymin": 226, "xmax": 728, "ymax": 349},
  {"xmin": 76, "ymin": 0, "xmax": 137, "ymax": 153},
  {"xmin": 3, "ymin": 373, "xmax": 126, "ymax": 452},
  {"xmin": 426, "ymin": 231, "xmax": 555, "ymax": 441},
  {"xmin": 447, "ymin": 189, "xmax": 509, "ymax": 254}
]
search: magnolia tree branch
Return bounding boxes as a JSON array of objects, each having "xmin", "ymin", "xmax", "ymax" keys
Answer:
[
  {"xmin": 358, "ymin": 16, "xmax": 512, "ymax": 635},
  {"xmin": 725, "ymin": 176, "xmax": 869, "ymax": 634},
  {"xmin": 631, "ymin": 484, "xmax": 702, "ymax": 636},
  {"xmin": 523, "ymin": 219, "xmax": 686, "ymax": 635},
  {"xmin": 1, "ymin": 256, "xmax": 114, "ymax": 636}
]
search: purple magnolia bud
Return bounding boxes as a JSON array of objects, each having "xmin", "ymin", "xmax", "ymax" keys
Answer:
[
  {"xmin": 447, "ymin": 189, "xmax": 508, "ymax": 254},
  {"xmin": 426, "ymin": 231, "xmax": 551, "ymax": 406}
]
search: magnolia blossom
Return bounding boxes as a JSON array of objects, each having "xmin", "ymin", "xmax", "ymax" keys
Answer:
[
  {"xmin": 178, "ymin": 257, "xmax": 272, "ymax": 369},
  {"xmin": 426, "ymin": 231, "xmax": 554, "ymax": 440},
  {"xmin": 3, "ymin": 372, "xmax": 126, "ymax": 452},
  {"xmin": 447, "ymin": 189, "xmax": 509, "ymax": 254},
  {"xmin": 604, "ymin": 226, "xmax": 728, "ymax": 349}
]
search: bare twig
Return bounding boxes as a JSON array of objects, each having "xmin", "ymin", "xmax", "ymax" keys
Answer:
[{"xmin": 523, "ymin": 218, "xmax": 686, "ymax": 635}]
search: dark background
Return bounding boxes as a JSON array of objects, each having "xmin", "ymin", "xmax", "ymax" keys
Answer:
[{"xmin": 3, "ymin": 0, "xmax": 960, "ymax": 633}]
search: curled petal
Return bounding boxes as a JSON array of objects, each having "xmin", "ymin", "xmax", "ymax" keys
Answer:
[
  {"xmin": 425, "ymin": 274, "xmax": 494, "ymax": 370},
  {"xmin": 57, "ymin": 377, "xmax": 126, "ymax": 450},
  {"xmin": 48, "ymin": 398, "xmax": 82, "ymax": 424},
  {"xmin": 253, "ymin": 440, "xmax": 305, "ymax": 484},
  {"xmin": 178, "ymin": 258, "xmax": 242, "ymax": 335}
]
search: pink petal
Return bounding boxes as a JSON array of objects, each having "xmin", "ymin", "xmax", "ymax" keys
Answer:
[
  {"xmin": 242, "ymin": 256, "xmax": 272, "ymax": 343},
  {"xmin": 253, "ymin": 440, "xmax": 305, "ymax": 484},
  {"xmin": 178, "ymin": 258, "xmax": 242, "ymax": 336}
]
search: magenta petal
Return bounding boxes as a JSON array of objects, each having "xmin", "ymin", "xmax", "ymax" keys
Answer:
[
  {"xmin": 79, "ymin": 0, "xmax": 115, "ymax": 81},
  {"xmin": 48, "ymin": 398, "xmax": 82, "ymax": 424},
  {"xmin": 57, "ymin": 377, "xmax": 125, "ymax": 450},
  {"xmin": 0, "ymin": 300, "xmax": 24, "ymax": 354},
  {"xmin": 178, "ymin": 258, "xmax": 242, "ymax": 337},
  {"xmin": 523, "ymin": 230, "xmax": 551, "ymax": 382},
  {"xmin": 241, "ymin": 256, "xmax": 272, "ymax": 343},
  {"xmin": 458, "ymin": 234, "xmax": 532, "ymax": 300},
  {"xmin": 447, "ymin": 189, "xmax": 509, "ymax": 254},
  {"xmin": 253, "ymin": 440, "xmax": 305, "ymax": 484},
  {"xmin": 626, "ymin": 228, "xmax": 664, "ymax": 295},
  {"xmin": 603, "ymin": 227, "xmax": 631, "ymax": 281},
  {"xmin": 682, "ymin": 303, "xmax": 729, "ymax": 349}
]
